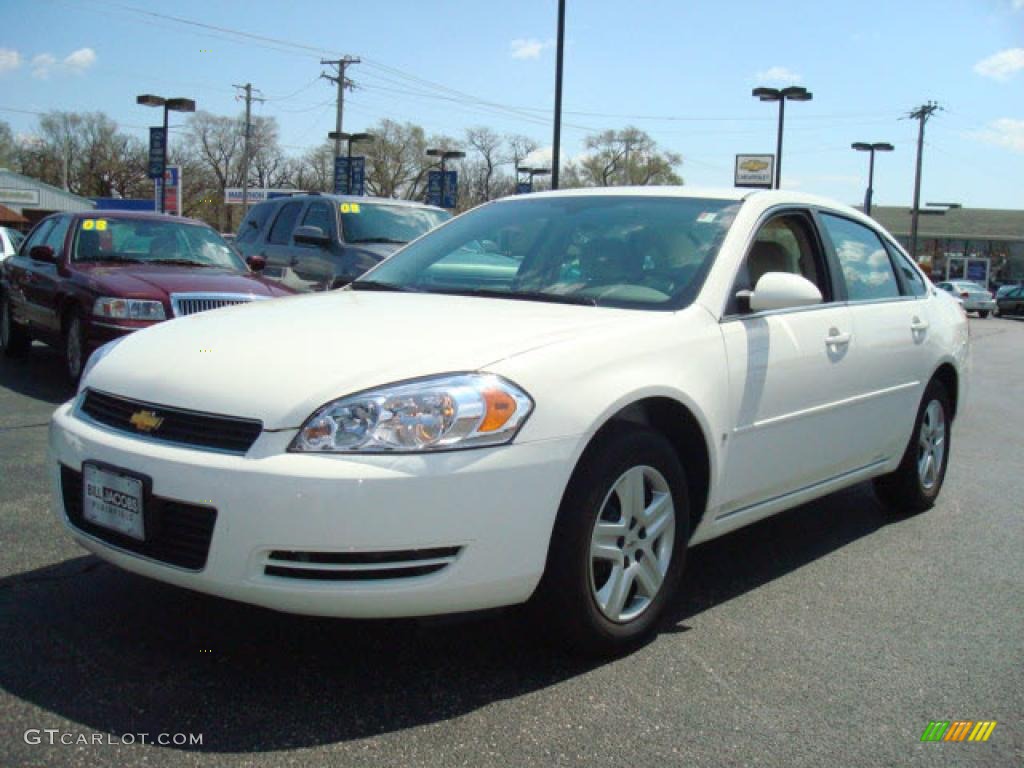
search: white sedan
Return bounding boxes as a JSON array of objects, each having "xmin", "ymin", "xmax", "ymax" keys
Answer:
[{"xmin": 47, "ymin": 188, "xmax": 969, "ymax": 654}]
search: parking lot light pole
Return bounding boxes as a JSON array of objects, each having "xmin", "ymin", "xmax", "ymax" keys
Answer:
[
  {"xmin": 851, "ymin": 142, "xmax": 894, "ymax": 217},
  {"xmin": 426, "ymin": 149, "xmax": 466, "ymax": 207},
  {"xmin": 329, "ymin": 131, "xmax": 375, "ymax": 195},
  {"xmin": 519, "ymin": 166, "xmax": 551, "ymax": 193},
  {"xmin": 137, "ymin": 94, "xmax": 195, "ymax": 214},
  {"xmin": 752, "ymin": 86, "xmax": 812, "ymax": 190}
]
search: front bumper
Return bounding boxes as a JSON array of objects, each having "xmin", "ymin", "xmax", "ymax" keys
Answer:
[{"xmin": 49, "ymin": 401, "xmax": 578, "ymax": 618}]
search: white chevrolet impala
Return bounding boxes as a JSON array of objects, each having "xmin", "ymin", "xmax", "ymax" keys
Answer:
[{"xmin": 48, "ymin": 189, "xmax": 969, "ymax": 654}]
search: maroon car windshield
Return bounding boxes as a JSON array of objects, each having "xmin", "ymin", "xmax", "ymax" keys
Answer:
[{"xmin": 72, "ymin": 218, "xmax": 245, "ymax": 270}]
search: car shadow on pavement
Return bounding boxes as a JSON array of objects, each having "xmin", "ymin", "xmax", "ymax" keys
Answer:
[
  {"xmin": 0, "ymin": 344, "xmax": 75, "ymax": 406},
  {"xmin": 0, "ymin": 483, "xmax": 892, "ymax": 753}
]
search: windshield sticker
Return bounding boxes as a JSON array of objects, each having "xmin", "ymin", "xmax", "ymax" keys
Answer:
[
  {"xmin": 339, "ymin": 203, "xmax": 360, "ymax": 214},
  {"xmin": 81, "ymin": 219, "xmax": 108, "ymax": 231},
  {"xmin": 696, "ymin": 213, "xmax": 717, "ymax": 224}
]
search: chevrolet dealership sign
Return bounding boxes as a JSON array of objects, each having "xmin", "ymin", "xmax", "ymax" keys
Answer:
[{"xmin": 734, "ymin": 154, "xmax": 774, "ymax": 189}]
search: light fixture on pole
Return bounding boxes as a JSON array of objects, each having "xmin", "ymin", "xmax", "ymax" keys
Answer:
[
  {"xmin": 329, "ymin": 131, "xmax": 375, "ymax": 195},
  {"xmin": 518, "ymin": 166, "xmax": 551, "ymax": 193},
  {"xmin": 751, "ymin": 85, "xmax": 812, "ymax": 190},
  {"xmin": 137, "ymin": 94, "xmax": 196, "ymax": 214},
  {"xmin": 851, "ymin": 142, "xmax": 894, "ymax": 216}
]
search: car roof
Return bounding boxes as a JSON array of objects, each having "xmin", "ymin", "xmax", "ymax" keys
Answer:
[
  {"xmin": 499, "ymin": 185, "xmax": 872, "ymax": 220},
  {"xmin": 66, "ymin": 210, "xmax": 212, "ymax": 227},
  {"xmin": 264, "ymin": 194, "xmax": 448, "ymax": 214}
]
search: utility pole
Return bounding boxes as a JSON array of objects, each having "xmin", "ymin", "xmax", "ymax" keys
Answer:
[
  {"xmin": 234, "ymin": 83, "xmax": 265, "ymax": 217},
  {"xmin": 551, "ymin": 0, "xmax": 565, "ymax": 190},
  {"xmin": 907, "ymin": 101, "xmax": 940, "ymax": 259},
  {"xmin": 321, "ymin": 56, "xmax": 360, "ymax": 161}
]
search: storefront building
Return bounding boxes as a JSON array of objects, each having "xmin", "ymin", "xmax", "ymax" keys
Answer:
[
  {"xmin": 870, "ymin": 206, "xmax": 1024, "ymax": 286},
  {"xmin": 0, "ymin": 168, "xmax": 96, "ymax": 229}
]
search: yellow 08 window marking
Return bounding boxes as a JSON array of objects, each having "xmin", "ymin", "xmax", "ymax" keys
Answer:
[
  {"xmin": 339, "ymin": 203, "xmax": 360, "ymax": 214},
  {"xmin": 81, "ymin": 219, "xmax": 108, "ymax": 231}
]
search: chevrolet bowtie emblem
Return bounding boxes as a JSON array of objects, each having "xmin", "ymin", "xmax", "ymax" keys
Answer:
[{"xmin": 129, "ymin": 410, "xmax": 164, "ymax": 433}]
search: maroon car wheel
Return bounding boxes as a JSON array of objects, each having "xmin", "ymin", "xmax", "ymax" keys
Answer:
[{"xmin": 1, "ymin": 291, "xmax": 31, "ymax": 358}]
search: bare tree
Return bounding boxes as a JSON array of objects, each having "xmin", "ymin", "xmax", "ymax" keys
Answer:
[
  {"xmin": 573, "ymin": 127, "xmax": 682, "ymax": 187},
  {"xmin": 364, "ymin": 119, "xmax": 430, "ymax": 199}
]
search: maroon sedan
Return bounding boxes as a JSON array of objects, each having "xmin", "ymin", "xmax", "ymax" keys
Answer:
[{"xmin": 0, "ymin": 211, "xmax": 292, "ymax": 381}]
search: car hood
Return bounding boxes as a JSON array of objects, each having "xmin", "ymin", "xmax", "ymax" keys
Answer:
[
  {"xmin": 77, "ymin": 264, "xmax": 291, "ymax": 299},
  {"xmin": 83, "ymin": 290, "xmax": 641, "ymax": 429}
]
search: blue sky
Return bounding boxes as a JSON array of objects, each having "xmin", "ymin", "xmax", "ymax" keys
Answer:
[{"xmin": 1, "ymin": 0, "xmax": 1022, "ymax": 208}]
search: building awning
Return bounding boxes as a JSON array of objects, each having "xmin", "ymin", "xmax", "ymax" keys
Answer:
[{"xmin": 0, "ymin": 203, "xmax": 29, "ymax": 225}]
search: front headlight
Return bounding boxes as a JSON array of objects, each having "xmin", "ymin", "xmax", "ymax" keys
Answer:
[
  {"xmin": 77, "ymin": 336, "xmax": 126, "ymax": 394},
  {"xmin": 93, "ymin": 297, "xmax": 166, "ymax": 321},
  {"xmin": 291, "ymin": 374, "xmax": 534, "ymax": 453}
]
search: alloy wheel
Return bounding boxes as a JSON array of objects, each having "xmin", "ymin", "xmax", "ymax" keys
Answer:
[
  {"xmin": 917, "ymin": 400, "xmax": 946, "ymax": 491},
  {"xmin": 589, "ymin": 465, "xmax": 676, "ymax": 623}
]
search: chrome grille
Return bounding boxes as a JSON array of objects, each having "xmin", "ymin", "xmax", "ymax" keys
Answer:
[{"xmin": 170, "ymin": 292, "xmax": 264, "ymax": 317}]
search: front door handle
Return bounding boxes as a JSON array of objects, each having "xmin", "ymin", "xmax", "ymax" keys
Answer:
[
  {"xmin": 911, "ymin": 316, "xmax": 930, "ymax": 332},
  {"xmin": 826, "ymin": 329, "xmax": 852, "ymax": 347}
]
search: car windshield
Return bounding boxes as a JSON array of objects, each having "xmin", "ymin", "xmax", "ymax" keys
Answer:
[
  {"xmin": 353, "ymin": 196, "xmax": 740, "ymax": 309},
  {"xmin": 340, "ymin": 203, "xmax": 451, "ymax": 245},
  {"xmin": 71, "ymin": 218, "xmax": 245, "ymax": 269}
]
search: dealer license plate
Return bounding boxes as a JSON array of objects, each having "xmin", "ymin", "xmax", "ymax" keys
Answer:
[{"xmin": 82, "ymin": 463, "xmax": 146, "ymax": 541}]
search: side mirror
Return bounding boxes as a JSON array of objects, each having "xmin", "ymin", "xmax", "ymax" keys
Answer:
[
  {"xmin": 30, "ymin": 245, "xmax": 57, "ymax": 264},
  {"xmin": 246, "ymin": 254, "xmax": 267, "ymax": 272},
  {"xmin": 293, "ymin": 225, "xmax": 329, "ymax": 245},
  {"xmin": 737, "ymin": 272, "xmax": 823, "ymax": 313}
]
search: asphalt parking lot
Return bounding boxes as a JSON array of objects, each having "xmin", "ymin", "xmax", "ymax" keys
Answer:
[{"xmin": 1, "ymin": 317, "xmax": 1021, "ymax": 768}]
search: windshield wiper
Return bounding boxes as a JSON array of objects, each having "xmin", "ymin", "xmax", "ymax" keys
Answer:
[
  {"xmin": 349, "ymin": 279, "xmax": 423, "ymax": 293},
  {"xmin": 348, "ymin": 237, "xmax": 408, "ymax": 245},
  {"xmin": 424, "ymin": 288, "xmax": 597, "ymax": 306},
  {"xmin": 148, "ymin": 259, "xmax": 216, "ymax": 267}
]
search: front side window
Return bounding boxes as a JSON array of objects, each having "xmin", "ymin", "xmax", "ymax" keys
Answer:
[
  {"xmin": 357, "ymin": 196, "xmax": 740, "ymax": 309},
  {"xmin": 43, "ymin": 216, "xmax": 71, "ymax": 255},
  {"xmin": 732, "ymin": 212, "xmax": 829, "ymax": 307},
  {"xmin": 72, "ymin": 218, "xmax": 244, "ymax": 270},
  {"xmin": 820, "ymin": 213, "xmax": 900, "ymax": 301},
  {"xmin": 237, "ymin": 202, "xmax": 273, "ymax": 245},
  {"xmin": 268, "ymin": 202, "xmax": 303, "ymax": 245},
  {"xmin": 340, "ymin": 204, "xmax": 451, "ymax": 245},
  {"xmin": 301, "ymin": 202, "xmax": 334, "ymax": 237},
  {"xmin": 22, "ymin": 218, "xmax": 55, "ymax": 254}
]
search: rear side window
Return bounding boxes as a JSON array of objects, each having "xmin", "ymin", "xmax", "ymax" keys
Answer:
[
  {"xmin": 885, "ymin": 243, "xmax": 927, "ymax": 297},
  {"xmin": 267, "ymin": 202, "xmax": 303, "ymax": 245},
  {"xmin": 820, "ymin": 213, "xmax": 900, "ymax": 301},
  {"xmin": 237, "ymin": 202, "xmax": 274, "ymax": 245}
]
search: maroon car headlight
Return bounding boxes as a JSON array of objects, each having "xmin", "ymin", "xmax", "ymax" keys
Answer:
[{"xmin": 93, "ymin": 298, "xmax": 166, "ymax": 321}]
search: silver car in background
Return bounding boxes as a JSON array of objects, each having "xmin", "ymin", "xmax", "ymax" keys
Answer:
[
  {"xmin": 0, "ymin": 226, "xmax": 24, "ymax": 262},
  {"xmin": 936, "ymin": 280, "xmax": 996, "ymax": 318}
]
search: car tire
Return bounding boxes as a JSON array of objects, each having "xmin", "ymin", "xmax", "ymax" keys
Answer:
[
  {"xmin": 874, "ymin": 380, "xmax": 952, "ymax": 514},
  {"xmin": 978, "ymin": 310, "xmax": 990, "ymax": 318},
  {"xmin": 530, "ymin": 423, "xmax": 689, "ymax": 656},
  {"xmin": 63, "ymin": 309, "xmax": 86, "ymax": 384},
  {"xmin": 1, "ymin": 289, "xmax": 31, "ymax": 358}
]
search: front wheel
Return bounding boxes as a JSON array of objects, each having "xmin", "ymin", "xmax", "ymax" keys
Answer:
[
  {"xmin": 1, "ymin": 290, "xmax": 31, "ymax": 358},
  {"xmin": 874, "ymin": 380, "xmax": 952, "ymax": 513},
  {"xmin": 531, "ymin": 424, "xmax": 689, "ymax": 655},
  {"xmin": 63, "ymin": 310, "xmax": 86, "ymax": 384}
]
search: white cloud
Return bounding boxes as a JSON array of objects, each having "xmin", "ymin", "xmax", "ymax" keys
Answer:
[
  {"xmin": 521, "ymin": 146, "xmax": 553, "ymax": 168},
  {"xmin": 755, "ymin": 66, "xmax": 802, "ymax": 84},
  {"xmin": 510, "ymin": 38, "xmax": 552, "ymax": 60},
  {"xmin": 63, "ymin": 47, "xmax": 96, "ymax": 73},
  {"xmin": 29, "ymin": 47, "xmax": 96, "ymax": 79},
  {"xmin": 1014, "ymin": 0, "xmax": 1024, "ymax": 10},
  {"xmin": 974, "ymin": 48, "xmax": 1024, "ymax": 80},
  {"xmin": 31, "ymin": 53, "xmax": 57, "ymax": 79},
  {"xmin": 969, "ymin": 118, "xmax": 1024, "ymax": 153},
  {"xmin": 0, "ymin": 48, "xmax": 21, "ymax": 74}
]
